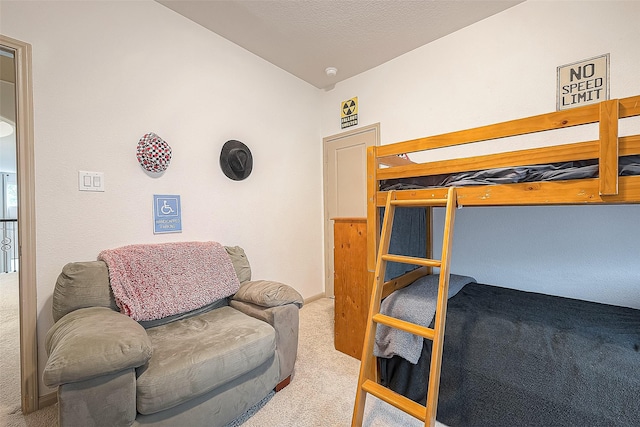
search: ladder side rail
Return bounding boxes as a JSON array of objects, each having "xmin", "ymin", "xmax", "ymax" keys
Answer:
[
  {"xmin": 424, "ymin": 187, "xmax": 458, "ymax": 427},
  {"xmin": 352, "ymin": 191, "xmax": 398, "ymax": 426}
]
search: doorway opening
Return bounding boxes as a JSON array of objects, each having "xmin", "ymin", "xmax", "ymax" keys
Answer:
[{"xmin": 0, "ymin": 34, "xmax": 38, "ymax": 414}]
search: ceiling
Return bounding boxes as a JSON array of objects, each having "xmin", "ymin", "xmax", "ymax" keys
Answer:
[{"xmin": 157, "ymin": 0, "xmax": 524, "ymax": 90}]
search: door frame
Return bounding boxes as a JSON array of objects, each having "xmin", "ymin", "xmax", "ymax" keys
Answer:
[
  {"xmin": 1, "ymin": 34, "xmax": 38, "ymax": 414},
  {"xmin": 322, "ymin": 123, "xmax": 379, "ymax": 298}
]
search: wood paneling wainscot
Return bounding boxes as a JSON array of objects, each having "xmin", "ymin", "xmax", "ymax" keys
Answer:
[{"xmin": 333, "ymin": 218, "xmax": 370, "ymax": 359}]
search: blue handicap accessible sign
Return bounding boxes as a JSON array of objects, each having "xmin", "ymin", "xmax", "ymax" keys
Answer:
[{"xmin": 153, "ymin": 195, "xmax": 182, "ymax": 234}]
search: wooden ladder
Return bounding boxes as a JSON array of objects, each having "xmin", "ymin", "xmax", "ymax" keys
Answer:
[{"xmin": 352, "ymin": 186, "xmax": 458, "ymax": 427}]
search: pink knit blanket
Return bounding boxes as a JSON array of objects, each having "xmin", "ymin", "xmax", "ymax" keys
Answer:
[{"xmin": 98, "ymin": 241, "xmax": 240, "ymax": 321}]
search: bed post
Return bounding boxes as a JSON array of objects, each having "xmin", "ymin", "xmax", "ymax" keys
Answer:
[
  {"xmin": 599, "ymin": 99, "xmax": 619, "ymax": 196},
  {"xmin": 366, "ymin": 146, "xmax": 379, "ymax": 276},
  {"xmin": 365, "ymin": 145, "xmax": 379, "ymax": 383},
  {"xmin": 426, "ymin": 207, "xmax": 433, "ymax": 275}
]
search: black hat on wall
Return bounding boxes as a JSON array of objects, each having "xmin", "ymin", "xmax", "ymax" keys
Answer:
[{"xmin": 220, "ymin": 140, "xmax": 253, "ymax": 181}]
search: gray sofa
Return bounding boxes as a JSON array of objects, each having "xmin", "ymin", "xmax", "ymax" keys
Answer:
[{"xmin": 43, "ymin": 245, "xmax": 303, "ymax": 427}]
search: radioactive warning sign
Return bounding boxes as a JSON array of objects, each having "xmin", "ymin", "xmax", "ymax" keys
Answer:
[{"xmin": 341, "ymin": 97, "xmax": 358, "ymax": 129}]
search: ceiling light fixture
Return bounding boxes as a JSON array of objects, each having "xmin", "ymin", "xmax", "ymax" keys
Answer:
[
  {"xmin": 0, "ymin": 120, "xmax": 14, "ymax": 138},
  {"xmin": 325, "ymin": 67, "xmax": 337, "ymax": 77}
]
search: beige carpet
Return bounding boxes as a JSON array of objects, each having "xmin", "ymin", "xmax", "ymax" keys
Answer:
[
  {"xmin": 241, "ymin": 297, "xmax": 444, "ymax": 427},
  {"xmin": 0, "ymin": 273, "xmax": 20, "ymax": 414},
  {"xmin": 0, "ymin": 272, "xmax": 23, "ymax": 419},
  {"xmin": 0, "ymin": 287, "xmax": 444, "ymax": 426},
  {"xmin": 0, "ymin": 272, "xmax": 58, "ymax": 427}
]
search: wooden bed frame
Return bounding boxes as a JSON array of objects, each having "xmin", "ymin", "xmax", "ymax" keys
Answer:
[
  {"xmin": 366, "ymin": 95, "xmax": 640, "ymax": 274},
  {"xmin": 354, "ymin": 95, "xmax": 640, "ymax": 426}
]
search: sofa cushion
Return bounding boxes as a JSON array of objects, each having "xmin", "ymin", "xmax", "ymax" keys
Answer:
[
  {"xmin": 53, "ymin": 261, "xmax": 118, "ymax": 322},
  {"xmin": 136, "ymin": 306, "xmax": 276, "ymax": 415},
  {"xmin": 137, "ymin": 298, "xmax": 229, "ymax": 329},
  {"xmin": 44, "ymin": 307, "xmax": 153, "ymax": 387},
  {"xmin": 225, "ymin": 246, "xmax": 251, "ymax": 283},
  {"xmin": 233, "ymin": 280, "xmax": 304, "ymax": 308}
]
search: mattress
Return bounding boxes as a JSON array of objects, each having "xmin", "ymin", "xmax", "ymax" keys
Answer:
[
  {"xmin": 380, "ymin": 155, "xmax": 640, "ymax": 191},
  {"xmin": 378, "ymin": 282, "xmax": 640, "ymax": 426}
]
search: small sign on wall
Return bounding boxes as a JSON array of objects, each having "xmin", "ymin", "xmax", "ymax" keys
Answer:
[
  {"xmin": 341, "ymin": 97, "xmax": 358, "ymax": 129},
  {"xmin": 153, "ymin": 194, "xmax": 182, "ymax": 234},
  {"xmin": 557, "ymin": 54, "xmax": 609, "ymax": 111}
]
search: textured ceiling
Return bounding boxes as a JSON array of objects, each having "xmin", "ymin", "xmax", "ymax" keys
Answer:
[{"xmin": 157, "ymin": 0, "xmax": 523, "ymax": 90}]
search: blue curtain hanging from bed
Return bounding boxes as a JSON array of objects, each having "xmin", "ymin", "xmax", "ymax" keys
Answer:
[{"xmin": 382, "ymin": 207, "xmax": 428, "ymax": 282}]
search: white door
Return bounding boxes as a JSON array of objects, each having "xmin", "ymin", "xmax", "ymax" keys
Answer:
[{"xmin": 323, "ymin": 123, "xmax": 379, "ymax": 297}]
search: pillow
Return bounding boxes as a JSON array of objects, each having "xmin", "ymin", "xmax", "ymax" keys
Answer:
[
  {"xmin": 44, "ymin": 307, "xmax": 152, "ymax": 387},
  {"xmin": 225, "ymin": 246, "xmax": 252, "ymax": 283},
  {"xmin": 233, "ymin": 280, "xmax": 303, "ymax": 308}
]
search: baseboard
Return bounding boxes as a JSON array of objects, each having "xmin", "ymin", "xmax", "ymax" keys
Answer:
[
  {"xmin": 38, "ymin": 391, "xmax": 57, "ymax": 409},
  {"xmin": 304, "ymin": 293, "xmax": 326, "ymax": 304}
]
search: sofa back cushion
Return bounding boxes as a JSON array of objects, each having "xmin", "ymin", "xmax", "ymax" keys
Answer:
[
  {"xmin": 98, "ymin": 242, "xmax": 239, "ymax": 322},
  {"xmin": 53, "ymin": 261, "xmax": 118, "ymax": 322},
  {"xmin": 53, "ymin": 246, "xmax": 251, "ymax": 323},
  {"xmin": 225, "ymin": 246, "xmax": 251, "ymax": 283}
]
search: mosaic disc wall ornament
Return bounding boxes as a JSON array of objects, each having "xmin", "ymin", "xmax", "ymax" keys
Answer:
[{"xmin": 137, "ymin": 132, "xmax": 172, "ymax": 173}]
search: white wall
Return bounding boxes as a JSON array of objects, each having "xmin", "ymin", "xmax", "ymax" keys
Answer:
[
  {"xmin": 321, "ymin": 1, "xmax": 640, "ymax": 308},
  {"xmin": 1, "ymin": 0, "xmax": 324, "ymax": 395}
]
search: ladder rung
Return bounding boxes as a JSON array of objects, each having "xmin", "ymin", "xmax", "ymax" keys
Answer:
[
  {"xmin": 382, "ymin": 254, "xmax": 441, "ymax": 268},
  {"xmin": 361, "ymin": 380, "xmax": 427, "ymax": 422},
  {"xmin": 390, "ymin": 198, "xmax": 449, "ymax": 207},
  {"xmin": 372, "ymin": 313, "xmax": 436, "ymax": 340}
]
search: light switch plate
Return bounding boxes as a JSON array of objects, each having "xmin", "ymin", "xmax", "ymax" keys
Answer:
[{"xmin": 78, "ymin": 171, "xmax": 105, "ymax": 192}]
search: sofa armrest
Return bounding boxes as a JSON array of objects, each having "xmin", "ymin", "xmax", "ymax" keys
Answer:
[
  {"xmin": 44, "ymin": 307, "xmax": 153, "ymax": 387},
  {"xmin": 58, "ymin": 370, "xmax": 137, "ymax": 427},
  {"xmin": 232, "ymin": 280, "xmax": 303, "ymax": 309},
  {"xmin": 230, "ymin": 300, "xmax": 299, "ymax": 382}
]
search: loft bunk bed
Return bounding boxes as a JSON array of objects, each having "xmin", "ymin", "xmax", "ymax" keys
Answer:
[
  {"xmin": 368, "ymin": 96, "xmax": 640, "ymax": 235},
  {"xmin": 361, "ymin": 95, "xmax": 640, "ymax": 426}
]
